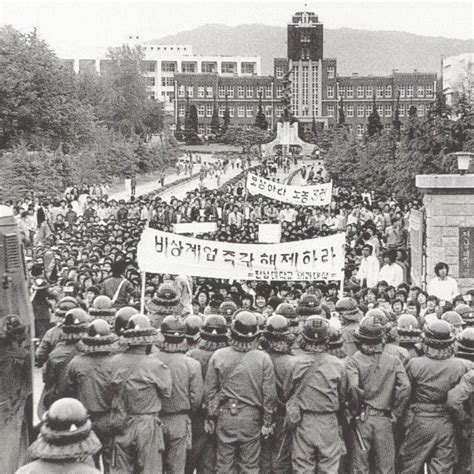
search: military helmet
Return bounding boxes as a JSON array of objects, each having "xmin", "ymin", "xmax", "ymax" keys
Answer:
[
  {"xmin": 114, "ymin": 306, "xmax": 139, "ymax": 336},
  {"xmin": 335, "ymin": 297, "xmax": 361, "ymax": 321},
  {"xmin": 456, "ymin": 327, "xmax": 474, "ymax": 360},
  {"xmin": 397, "ymin": 314, "xmax": 421, "ymax": 344},
  {"xmin": 355, "ymin": 313, "xmax": 386, "ymax": 345},
  {"xmin": 263, "ymin": 314, "xmax": 289, "ymax": 341},
  {"xmin": 267, "ymin": 295, "xmax": 284, "ymax": 311},
  {"xmin": 422, "ymin": 319, "xmax": 455, "ymax": 348},
  {"xmin": 219, "ymin": 300, "xmax": 238, "ymax": 322},
  {"xmin": 122, "ymin": 314, "xmax": 157, "ymax": 345},
  {"xmin": 231, "ymin": 311, "xmax": 259, "ymax": 341},
  {"xmin": 455, "ymin": 304, "xmax": 474, "ymax": 326},
  {"xmin": 441, "ymin": 311, "xmax": 465, "ymax": 329},
  {"xmin": 55, "ymin": 296, "xmax": 79, "ymax": 319},
  {"xmin": 297, "ymin": 294, "xmax": 322, "ymax": 317},
  {"xmin": 185, "ymin": 315, "xmax": 203, "ymax": 337},
  {"xmin": 201, "ymin": 314, "xmax": 228, "ymax": 342},
  {"xmin": 62, "ymin": 308, "xmax": 88, "ymax": 335},
  {"xmin": 79, "ymin": 318, "xmax": 119, "ymax": 353},
  {"xmin": 301, "ymin": 316, "xmax": 329, "ymax": 344},
  {"xmin": 92, "ymin": 295, "xmax": 113, "ymax": 309},
  {"xmin": 275, "ymin": 302, "xmax": 298, "ymax": 326}
]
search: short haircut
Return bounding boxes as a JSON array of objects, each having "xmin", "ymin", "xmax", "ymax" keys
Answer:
[
  {"xmin": 362, "ymin": 243, "xmax": 373, "ymax": 254},
  {"xmin": 434, "ymin": 262, "xmax": 449, "ymax": 276}
]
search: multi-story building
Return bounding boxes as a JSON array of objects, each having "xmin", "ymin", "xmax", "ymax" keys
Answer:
[
  {"xmin": 174, "ymin": 73, "xmax": 280, "ymax": 135},
  {"xmin": 336, "ymin": 71, "xmax": 437, "ymax": 137},
  {"xmin": 442, "ymin": 53, "xmax": 474, "ymax": 109}
]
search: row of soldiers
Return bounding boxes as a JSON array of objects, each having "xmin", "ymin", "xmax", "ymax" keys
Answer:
[{"xmin": 21, "ymin": 292, "xmax": 474, "ymax": 473}]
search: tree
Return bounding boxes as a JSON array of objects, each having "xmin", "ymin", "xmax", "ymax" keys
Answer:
[
  {"xmin": 393, "ymin": 91, "xmax": 401, "ymax": 140},
  {"xmin": 142, "ymin": 100, "xmax": 164, "ymax": 142},
  {"xmin": 222, "ymin": 126, "xmax": 268, "ymax": 153},
  {"xmin": 254, "ymin": 93, "xmax": 269, "ymax": 130},
  {"xmin": 338, "ymin": 97, "xmax": 345, "ymax": 125},
  {"xmin": 222, "ymin": 94, "xmax": 231, "ymax": 134},
  {"xmin": 210, "ymin": 102, "xmax": 220, "ymax": 136},
  {"xmin": 367, "ymin": 95, "xmax": 383, "ymax": 137}
]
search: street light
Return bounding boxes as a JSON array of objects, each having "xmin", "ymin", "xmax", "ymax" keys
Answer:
[{"xmin": 451, "ymin": 152, "xmax": 474, "ymax": 175}]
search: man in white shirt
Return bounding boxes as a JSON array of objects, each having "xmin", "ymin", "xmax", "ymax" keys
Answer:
[
  {"xmin": 278, "ymin": 204, "xmax": 297, "ymax": 223},
  {"xmin": 427, "ymin": 262, "xmax": 460, "ymax": 303},
  {"xmin": 378, "ymin": 249, "xmax": 404, "ymax": 288},
  {"xmin": 357, "ymin": 244, "xmax": 380, "ymax": 288}
]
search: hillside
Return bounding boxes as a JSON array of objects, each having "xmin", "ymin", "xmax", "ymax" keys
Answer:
[{"xmin": 150, "ymin": 24, "xmax": 474, "ymax": 76}]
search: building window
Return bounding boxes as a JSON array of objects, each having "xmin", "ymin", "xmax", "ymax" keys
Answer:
[
  {"xmin": 219, "ymin": 85, "xmax": 226, "ymax": 98},
  {"xmin": 206, "ymin": 105, "xmax": 213, "ymax": 117},
  {"xmin": 198, "ymin": 124, "xmax": 205, "ymax": 135},
  {"xmin": 187, "ymin": 86, "xmax": 193, "ymax": 98},
  {"xmin": 265, "ymin": 86, "xmax": 272, "ymax": 99},
  {"xmin": 178, "ymin": 85, "xmax": 185, "ymax": 98},
  {"xmin": 407, "ymin": 85, "xmax": 414, "ymax": 98},
  {"xmin": 276, "ymin": 66, "xmax": 284, "ymax": 79},
  {"xmin": 301, "ymin": 32, "xmax": 310, "ymax": 43},
  {"xmin": 229, "ymin": 106, "xmax": 234, "ymax": 117},
  {"xmin": 238, "ymin": 105, "xmax": 245, "ymax": 117},
  {"xmin": 418, "ymin": 104, "xmax": 424, "ymax": 117},
  {"xmin": 219, "ymin": 104, "xmax": 225, "ymax": 117},
  {"xmin": 181, "ymin": 62, "xmax": 196, "ymax": 73},
  {"xmin": 145, "ymin": 77, "xmax": 155, "ymax": 87},
  {"xmin": 205, "ymin": 125, "xmax": 212, "ymax": 135},
  {"xmin": 238, "ymin": 86, "xmax": 244, "ymax": 98},
  {"xmin": 347, "ymin": 105, "xmax": 354, "ymax": 117},
  {"xmin": 206, "ymin": 87, "xmax": 213, "ymax": 98},
  {"xmin": 385, "ymin": 105, "xmax": 392, "ymax": 117},
  {"xmin": 348, "ymin": 124, "xmax": 353, "ymax": 135},
  {"xmin": 197, "ymin": 86, "xmax": 205, "ymax": 98},
  {"xmin": 339, "ymin": 85, "xmax": 345, "ymax": 98},
  {"xmin": 178, "ymin": 104, "xmax": 185, "ymax": 117},
  {"xmin": 417, "ymin": 85, "xmax": 424, "ymax": 97},
  {"xmin": 400, "ymin": 123, "xmax": 405, "ymax": 132},
  {"xmin": 246, "ymin": 86, "xmax": 253, "ymax": 98},
  {"xmin": 366, "ymin": 85, "xmax": 373, "ymax": 98},
  {"xmin": 376, "ymin": 85, "xmax": 384, "ymax": 98},
  {"xmin": 399, "ymin": 104, "xmax": 405, "ymax": 117},
  {"xmin": 265, "ymin": 106, "xmax": 272, "ymax": 118},
  {"xmin": 276, "ymin": 105, "xmax": 283, "ymax": 117},
  {"xmin": 147, "ymin": 91, "xmax": 155, "ymax": 100},
  {"xmin": 161, "ymin": 77, "xmax": 174, "ymax": 87},
  {"xmin": 201, "ymin": 62, "xmax": 217, "ymax": 73},
  {"xmin": 326, "ymin": 105, "xmax": 334, "ymax": 117},
  {"xmin": 385, "ymin": 85, "xmax": 392, "ymax": 98},
  {"xmin": 347, "ymin": 86, "xmax": 353, "ymax": 98},
  {"xmin": 227, "ymin": 86, "xmax": 234, "ymax": 98},
  {"xmin": 357, "ymin": 124, "xmax": 364, "ymax": 137},
  {"xmin": 143, "ymin": 61, "xmax": 156, "ymax": 72},
  {"xmin": 301, "ymin": 48, "xmax": 310, "ymax": 60},
  {"xmin": 198, "ymin": 105, "xmax": 205, "ymax": 117},
  {"xmin": 276, "ymin": 85, "xmax": 283, "ymax": 98},
  {"xmin": 327, "ymin": 66, "xmax": 335, "ymax": 79},
  {"xmin": 377, "ymin": 105, "xmax": 384, "ymax": 117},
  {"xmin": 357, "ymin": 86, "xmax": 364, "ymax": 98},
  {"xmin": 257, "ymin": 85, "xmax": 264, "ymax": 98},
  {"xmin": 241, "ymin": 62, "xmax": 255, "ymax": 74},
  {"xmin": 161, "ymin": 61, "xmax": 176, "ymax": 72},
  {"xmin": 221, "ymin": 62, "xmax": 236, "ymax": 74},
  {"xmin": 398, "ymin": 85, "xmax": 405, "ymax": 98},
  {"xmin": 384, "ymin": 124, "xmax": 391, "ymax": 131},
  {"xmin": 246, "ymin": 105, "xmax": 253, "ymax": 117},
  {"xmin": 327, "ymin": 86, "xmax": 335, "ymax": 99},
  {"xmin": 425, "ymin": 84, "xmax": 433, "ymax": 97},
  {"xmin": 357, "ymin": 105, "xmax": 364, "ymax": 117}
]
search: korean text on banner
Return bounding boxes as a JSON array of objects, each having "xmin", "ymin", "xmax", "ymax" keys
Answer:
[
  {"xmin": 137, "ymin": 228, "xmax": 345, "ymax": 281},
  {"xmin": 246, "ymin": 173, "xmax": 332, "ymax": 206}
]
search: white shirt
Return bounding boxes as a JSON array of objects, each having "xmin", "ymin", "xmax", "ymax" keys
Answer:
[
  {"xmin": 357, "ymin": 255, "xmax": 380, "ymax": 288},
  {"xmin": 427, "ymin": 276, "xmax": 459, "ymax": 303},
  {"xmin": 378, "ymin": 263, "xmax": 404, "ymax": 287}
]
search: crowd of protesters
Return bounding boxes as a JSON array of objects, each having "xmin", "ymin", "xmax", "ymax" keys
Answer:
[{"xmin": 4, "ymin": 153, "xmax": 474, "ymax": 473}]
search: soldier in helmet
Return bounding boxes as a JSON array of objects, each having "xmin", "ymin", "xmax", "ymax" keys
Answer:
[
  {"xmin": 345, "ymin": 311, "xmax": 411, "ymax": 473},
  {"xmin": 35, "ymin": 296, "xmax": 79, "ymax": 368},
  {"xmin": 327, "ymin": 318, "xmax": 347, "ymax": 359},
  {"xmin": 455, "ymin": 303, "xmax": 474, "ymax": 327},
  {"xmin": 204, "ymin": 311, "xmax": 276, "ymax": 473},
  {"xmin": 442, "ymin": 310, "xmax": 465, "ymax": 337},
  {"xmin": 16, "ymin": 398, "xmax": 101, "ymax": 473},
  {"xmin": 186, "ymin": 314, "xmax": 228, "ymax": 474},
  {"xmin": 114, "ymin": 306, "xmax": 138, "ymax": 337},
  {"xmin": 284, "ymin": 316, "xmax": 346, "ymax": 473},
  {"xmin": 219, "ymin": 300, "xmax": 238, "ymax": 326},
  {"xmin": 336, "ymin": 297, "xmax": 362, "ymax": 356},
  {"xmin": 184, "ymin": 315, "xmax": 203, "ymax": 349},
  {"xmin": 41, "ymin": 308, "xmax": 88, "ymax": 415},
  {"xmin": 153, "ymin": 315, "xmax": 204, "ymax": 474},
  {"xmin": 296, "ymin": 294, "xmax": 323, "ymax": 328},
  {"xmin": 88, "ymin": 295, "xmax": 116, "ymax": 326},
  {"xmin": 275, "ymin": 302, "xmax": 300, "ymax": 352},
  {"xmin": 260, "ymin": 314, "xmax": 296, "ymax": 474},
  {"xmin": 399, "ymin": 319, "xmax": 469, "ymax": 473},
  {"xmin": 108, "ymin": 314, "xmax": 172, "ymax": 473},
  {"xmin": 62, "ymin": 319, "xmax": 120, "ymax": 473},
  {"xmin": 396, "ymin": 314, "xmax": 423, "ymax": 359}
]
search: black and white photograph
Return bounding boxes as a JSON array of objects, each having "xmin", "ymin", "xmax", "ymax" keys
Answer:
[{"xmin": 0, "ymin": 0, "xmax": 473, "ymax": 472}]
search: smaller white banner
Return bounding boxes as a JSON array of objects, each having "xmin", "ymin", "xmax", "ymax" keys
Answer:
[
  {"xmin": 174, "ymin": 222, "xmax": 217, "ymax": 234},
  {"xmin": 258, "ymin": 224, "xmax": 281, "ymax": 243}
]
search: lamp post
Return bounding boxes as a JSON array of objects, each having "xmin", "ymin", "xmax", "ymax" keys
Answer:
[{"xmin": 451, "ymin": 152, "xmax": 474, "ymax": 175}]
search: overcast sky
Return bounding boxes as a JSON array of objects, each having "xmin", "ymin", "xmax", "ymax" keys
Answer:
[{"xmin": 0, "ymin": 0, "xmax": 472, "ymax": 57}]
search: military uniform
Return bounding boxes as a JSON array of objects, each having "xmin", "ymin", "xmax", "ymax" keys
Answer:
[
  {"xmin": 336, "ymin": 298, "xmax": 362, "ymax": 357},
  {"xmin": 346, "ymin": 311, "xmax": 411, "ymax": 473},
  {"xmin": 16, "ymin": 398, "xmax": 101, "ymax": 474},
  {"xmin": 399, "ymin": 320, "xmax": 469, "ymax": 473},
  {"xmin": 154, "ymin": 316, "xmax": 204, "ymax": 474},
  {"xmin": 205, "ymin": 312, "xmax": 276, "ymax": 474},
  {"xmin": 63, "ymin": 319, "xmax": 120, "ymax": 473},
  {"xmin": 286, "ymin": 316, "xmax": 346, "ymax": 473},
  {"xmin": 396, "ymin": 314, "xmax": 423, "ymax": 360},
  {"xmin": 108, "ymin": 314, "xmax": 172, "ymax": 474},
  {"xmin": 186, "ymin": 314, "xmax": 228, "ymax": 474}
]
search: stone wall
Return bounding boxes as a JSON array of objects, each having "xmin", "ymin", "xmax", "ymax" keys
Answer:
[{"xmin": 417, "ymin": 175, "xmax": 474, "ymax": 294}]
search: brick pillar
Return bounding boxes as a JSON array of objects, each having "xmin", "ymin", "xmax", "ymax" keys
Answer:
[{"xmin": 416, "ymin": 175, "xmax": 474, "ymax": 293}]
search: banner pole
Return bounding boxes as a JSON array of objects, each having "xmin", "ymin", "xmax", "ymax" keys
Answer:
[{"xmin": 140, "ymin": 271, "xmax": 146, "ymax": 314}]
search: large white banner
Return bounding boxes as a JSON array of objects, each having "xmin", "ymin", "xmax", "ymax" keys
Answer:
[
  {"xmin": 137, "ymin": 228, "xmax": 345, "ymax": 281},
  {"xmin": 258, "ymin": 224, "xmax": 281, "ymax": 243},
  {"xmin": 246, "ymin": 173, "xmax": 332, "ymax": 206},
  {"xmin": 174, "ymin": 222, "xmax": 217, "ymax": 234}
]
